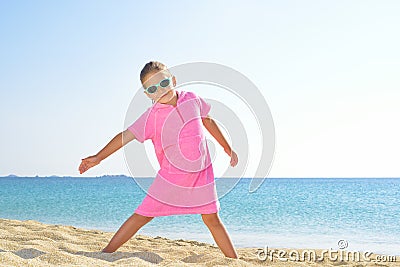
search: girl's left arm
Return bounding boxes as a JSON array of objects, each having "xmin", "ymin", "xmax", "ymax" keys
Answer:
[{"xmin": 202, "ymin": 115, "xmax": 238, "ymax": 167}]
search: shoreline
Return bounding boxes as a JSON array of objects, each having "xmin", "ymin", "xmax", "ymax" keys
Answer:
[{"xmin": 1, "ymin": 218, "xmax": 399, "ymax": 266}]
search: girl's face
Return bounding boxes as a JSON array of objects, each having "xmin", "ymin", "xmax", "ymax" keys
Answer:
[{"xmin": 142, "ymin": 70, "xmax": 177, "ymax": 104}]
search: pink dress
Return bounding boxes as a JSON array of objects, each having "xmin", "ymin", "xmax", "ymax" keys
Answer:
[{"xmin": 127, "ymin": 90, "xmax": 221, "ymax": 217}]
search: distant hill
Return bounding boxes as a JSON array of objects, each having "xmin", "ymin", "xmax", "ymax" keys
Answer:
[{"xmin": 97, "ymin": 174, "xmax": 131, "ymax": 178}]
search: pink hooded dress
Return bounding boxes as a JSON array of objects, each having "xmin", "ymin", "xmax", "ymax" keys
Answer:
[{"xmin": 127, "ymin": 90, "xmax": 221, "ymax": 217}]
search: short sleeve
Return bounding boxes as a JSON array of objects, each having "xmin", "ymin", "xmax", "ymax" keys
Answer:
[
  {"xmin": 127, "ymin": 108, "xmax": 153, "ymax": 143},
  {"xmin": 197, "ymin": 95, "xmax": 211, "ymax": 118}
]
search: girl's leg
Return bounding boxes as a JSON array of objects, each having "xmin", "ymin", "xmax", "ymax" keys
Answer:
[
  {"xmin": 201, "ymin": 212, "xmax": 238, "ymax": 259},
  {"xmin": 102, "ymin": 212, "xmax": 154, "ymax": 253}
]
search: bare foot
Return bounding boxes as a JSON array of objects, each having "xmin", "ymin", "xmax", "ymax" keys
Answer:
[{"xmin": 101, "ymin": 248, "xmax": 113, "ymax": 253}]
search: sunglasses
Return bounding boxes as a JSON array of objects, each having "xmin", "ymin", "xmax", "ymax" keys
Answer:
[{"xmin": 144, "ymin": 77, "xmax": 173, "ymax": 94}]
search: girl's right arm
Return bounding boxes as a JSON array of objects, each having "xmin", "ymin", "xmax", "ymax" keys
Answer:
[{"xmin": 78, "ymin": 129, "xmax": 135, "ymax": 174}]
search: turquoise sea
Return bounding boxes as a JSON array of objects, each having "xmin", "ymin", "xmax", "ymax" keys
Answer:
[{"xmin": 1, "ymin": 176, "xmax": 399, "ymax": 256}]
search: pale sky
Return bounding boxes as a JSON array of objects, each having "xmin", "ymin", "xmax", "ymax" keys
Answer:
[{"xmin": 0, "ymin": 1, "xmax": 399, "ymax": 178}]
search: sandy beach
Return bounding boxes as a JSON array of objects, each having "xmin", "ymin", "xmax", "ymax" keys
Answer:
[{"xmin": 0, "ymin": 218, "xmax": 398, "ymax": 266}]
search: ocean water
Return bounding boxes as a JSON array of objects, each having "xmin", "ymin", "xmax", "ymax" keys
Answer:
[{"xmin": 0, "ymin": 176, "xmax": 399, "ymax": 256}]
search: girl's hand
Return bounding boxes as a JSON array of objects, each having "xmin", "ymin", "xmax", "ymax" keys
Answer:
[
  {"xmin": 225, "ymin": 148, "xmax": 238, "ymax": 167},
  {"xmin": 79, "ymin": 155, "xmax": 101, "ymax": 174},
  {"xmin": 230, "ymin": 150, "xmax": 238, "ymax": 167}
]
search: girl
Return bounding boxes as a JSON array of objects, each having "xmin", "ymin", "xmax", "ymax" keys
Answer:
[{"xmin": 78, "ymin": 61, "xmax": 239, "ymax": 259}]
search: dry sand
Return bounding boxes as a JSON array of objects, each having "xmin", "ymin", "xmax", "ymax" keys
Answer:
[{"xmin": 0, "ymin": 218, "xmax": 398, "ymax": 266}]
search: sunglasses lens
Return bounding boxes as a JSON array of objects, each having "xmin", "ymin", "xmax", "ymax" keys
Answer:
[
  {"xmin": 160, "ymin": 78, "xmax": 170, "ymax": 88},
  {"xmin": 147, "ymin": 86, "xmax": 157, "ymax": 94}
]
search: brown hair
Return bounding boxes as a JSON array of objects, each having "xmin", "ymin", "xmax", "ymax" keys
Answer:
[{"xmin": 140, "ymin": 61, "xmax": 170, "ymax": 83}]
